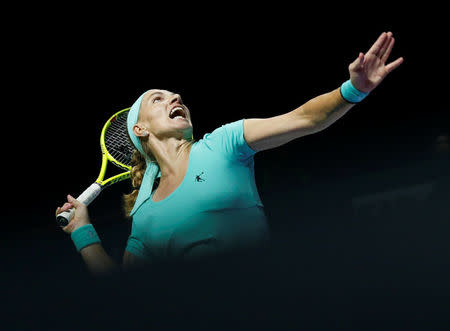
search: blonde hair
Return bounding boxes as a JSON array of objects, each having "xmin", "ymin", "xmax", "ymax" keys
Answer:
[{"xmin": 123, "ymin": 135, "xmax": 195, "ymax": 217}]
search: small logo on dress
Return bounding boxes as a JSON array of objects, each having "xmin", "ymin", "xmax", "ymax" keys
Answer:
[{"xmin": 195, "ymin": 171, "xmax": 206, "ymax": 182}]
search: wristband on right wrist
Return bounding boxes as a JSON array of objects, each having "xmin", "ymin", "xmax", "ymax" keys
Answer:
[
  {"xmin": 340, "ymin": 79, "xmax": 369, "ymax": 104},
  {"xmin": 71, "ymin": 224, "xmax": 101, "ymax": 253}
]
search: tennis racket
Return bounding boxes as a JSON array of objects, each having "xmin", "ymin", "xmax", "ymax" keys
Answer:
[{"xmin": 56, "ymin": 107, "xmax": 134, "ymax": 227}]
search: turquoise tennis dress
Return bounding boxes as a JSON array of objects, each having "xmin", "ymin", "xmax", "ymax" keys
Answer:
[{"xmin": 125, "ymin": 119, "xmax": 271, "ymax": 262}]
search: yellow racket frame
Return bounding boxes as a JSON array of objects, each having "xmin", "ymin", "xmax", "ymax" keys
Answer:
[{"xmin": 97, "ymin": 107, "xmax": 132, "ymax": 187}]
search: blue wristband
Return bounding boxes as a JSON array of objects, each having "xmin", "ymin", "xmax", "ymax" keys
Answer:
[
  {"xmin": 71, "ymin": 224, "xmax": 101, "ymax": 253},
  {"xmin": 340, "ymin": 79, "xmax": 369, "ymax": 104}
]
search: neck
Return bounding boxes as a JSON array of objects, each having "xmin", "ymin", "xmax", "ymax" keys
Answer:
[{"xmin": 147, "ymin": 137, "xmax": 193, "ymax": 180}]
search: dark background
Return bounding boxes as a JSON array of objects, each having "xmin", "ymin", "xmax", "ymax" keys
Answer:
[{"xmin": 2, "ymin": 4, "xmax": 449, "ymax": 330}]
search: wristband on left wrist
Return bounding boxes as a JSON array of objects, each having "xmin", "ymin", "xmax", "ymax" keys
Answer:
[{"xmin": 340, "ymin": 79, "xmax": 369, "ymax": 104}]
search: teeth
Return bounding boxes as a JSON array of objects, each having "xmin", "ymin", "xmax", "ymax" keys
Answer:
[
  {"xmin": 174, "ymin": 115, "xmax": 185, "ymax": 120},
  {"xmin": 170, "ymin": 107, "xmax": 184, "ymax": 117}
]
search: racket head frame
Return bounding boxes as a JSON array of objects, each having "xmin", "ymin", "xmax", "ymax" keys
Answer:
[
  {"xmin": 96, "ymin": 107, "xmax": 133, "ymax": 187},
  {"xmin": 56, "ymin": 107, "xmax": 136, "ymax": 227}
]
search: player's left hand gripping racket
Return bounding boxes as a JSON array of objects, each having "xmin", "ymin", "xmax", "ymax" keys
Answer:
[{"xmin": 56, "ymin": 108, "xmax": 134, "ymax": 227}]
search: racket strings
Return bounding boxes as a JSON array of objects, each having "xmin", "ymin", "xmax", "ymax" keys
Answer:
[{"xmin": 104, "ymin": 111, "xmax": 134, "ymax": 168}]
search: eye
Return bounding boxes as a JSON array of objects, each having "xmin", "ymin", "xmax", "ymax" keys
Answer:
[{"xmin": 153, "ymin": 96, "xmax": 162, "ymax": 103}]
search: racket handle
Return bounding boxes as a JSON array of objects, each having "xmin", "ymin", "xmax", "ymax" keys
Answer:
[{"xmin": 56, "ymin": 183, "xmax": 103, "ymax": 227}]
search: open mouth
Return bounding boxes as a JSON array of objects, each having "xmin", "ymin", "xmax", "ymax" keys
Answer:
[{"xmin": 169, "ymin": 106, "xmax": 187, "ymax": 121}]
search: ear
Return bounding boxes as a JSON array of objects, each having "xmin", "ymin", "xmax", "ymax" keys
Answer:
[{"xmin": 133, "ymin": 124, "xmax": 149, "ymax": 137}]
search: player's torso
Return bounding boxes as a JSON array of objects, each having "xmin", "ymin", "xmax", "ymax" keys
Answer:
[{"xmin": 132, "ymin": 142, "xmax": 267, "ymax": 259}]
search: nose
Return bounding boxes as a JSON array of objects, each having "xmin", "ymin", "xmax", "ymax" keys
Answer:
[{"xmin": 169, "ymin": 94, "xmax": 182, "ymax": 105}]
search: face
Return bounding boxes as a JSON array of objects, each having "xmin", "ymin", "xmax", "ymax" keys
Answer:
[{"xmin": 135, "ymin": 89, "xmax": 193, "ymax": 140}]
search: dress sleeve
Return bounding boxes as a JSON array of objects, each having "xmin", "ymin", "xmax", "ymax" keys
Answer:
[
  {"xmin": 125, "ymin": 220, "xmax": 151, "ymax": 261},
  {"xmin": 202, "ymin": 119, "xmax": 257, "ymax": 163}
]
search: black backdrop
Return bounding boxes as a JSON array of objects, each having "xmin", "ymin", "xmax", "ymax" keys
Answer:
[{"xmin": 2, "ymin": 4, "xmax": 449, "ymax": 330}]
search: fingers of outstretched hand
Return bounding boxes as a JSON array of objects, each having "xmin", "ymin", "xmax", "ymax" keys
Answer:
[
  {"xmin": 385, "ymin": 57, "xmax": 404, "ymax": 74},
  {"xmin": 380, "ymin": 36, "xmax": 395, "ymax": 63},
  {"xmin": 367, "ymin": 32, "xmax": 393, "ymax": 57},
  {"xmin": 367, "ymin": 32, "xmax": 386, "ymax": 56},
  {"xmin": 349, "ymin": 52, "xmax": 365, "ymax": 72},
  {"xmin": 380, "ymin": 32, "xmax": 393, "ymax": 56}
]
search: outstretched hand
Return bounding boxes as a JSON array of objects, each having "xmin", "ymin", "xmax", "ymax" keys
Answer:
[{"xmin": 349, "ymin": 31, "xmax": 404, "ymax": 93}]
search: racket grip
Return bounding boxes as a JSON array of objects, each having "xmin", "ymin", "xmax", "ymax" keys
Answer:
[{"xmin": 56, "ymin": 183, "xmax": 103, "ymax": 227}]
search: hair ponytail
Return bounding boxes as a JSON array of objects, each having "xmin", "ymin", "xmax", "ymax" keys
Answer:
[{"xmin": 123, "ymin": 149, "xmax": 149, "ymax": 217}]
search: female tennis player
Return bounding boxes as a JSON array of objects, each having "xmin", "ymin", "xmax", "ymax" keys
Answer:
[{"xmin": 56, "ymin": 31, "xmax": 403, "ymax": 276}]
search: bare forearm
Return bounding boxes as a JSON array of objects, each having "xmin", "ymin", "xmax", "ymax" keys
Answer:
[
  {"xmin": 296, "ymin": 87, "xmax": 355, "ymax": 130},
  {"xmin": 80, "ymin": 243, "xmax": 120, "ymax": 276}
]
